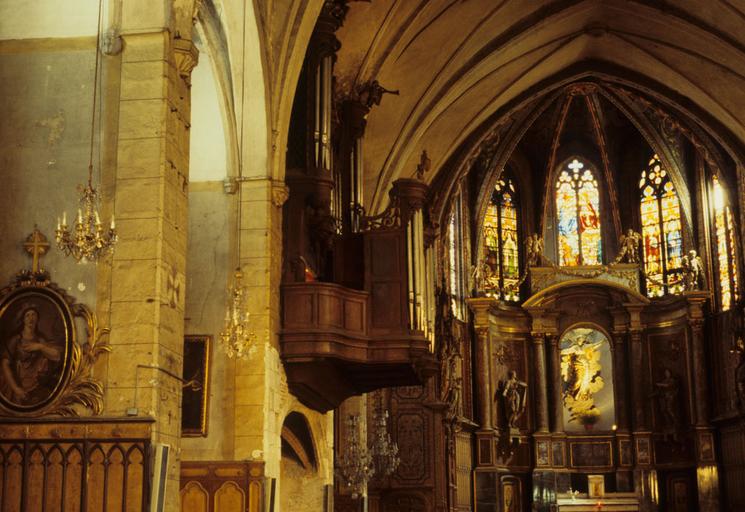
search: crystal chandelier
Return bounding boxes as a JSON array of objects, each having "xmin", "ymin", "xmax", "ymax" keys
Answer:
[
  {"xmin": 336, "ymin": 414, "xmax": 375, "ymax": 499},
  {"xmin": 369, "ymin": 394, "xmax": 400, "ymax": 479},
  {"xmin": 55, "ymin": 0, "xmax": 117, "ymax": 263},
  {"xmin": 219, "ymin": 269, "xmax": 257, "ymax": 359}
]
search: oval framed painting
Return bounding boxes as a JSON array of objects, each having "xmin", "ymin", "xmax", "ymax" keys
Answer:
[{"xmin": 0, "ymin": 286, "xmax": 74, "ymax": 414}]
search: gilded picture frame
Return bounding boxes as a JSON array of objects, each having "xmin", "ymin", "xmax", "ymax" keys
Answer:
[
  {"xmin": 181, "ymin": 334, "xmax": 210, "ymax": 437},
  {"xmin": 0, "ymin": 285, "xmax": 74, "ymax": 413}
]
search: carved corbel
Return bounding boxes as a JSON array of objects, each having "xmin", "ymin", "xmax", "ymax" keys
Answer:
[
  {"xmin": 172, "ymin": 38, "xmax": 199, "ymax": 85},
  {"xmin": 272, "ymin": 183, "xmax": 290, "ymax": 208}
]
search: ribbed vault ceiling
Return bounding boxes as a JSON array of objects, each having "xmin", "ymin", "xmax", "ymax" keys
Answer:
[{"xmin": 333, "ymin": 0, "xmax": 745, "ymax": 212}]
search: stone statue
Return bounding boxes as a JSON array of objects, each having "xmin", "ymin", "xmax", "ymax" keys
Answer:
[
  {"xmin": 732, "ymin": 337, "xmax": 745, "ymax": 411},
  {"xmin": 525, "ymin": 233, "xmax": 544, "ymax": 267},
  {"xmin": 682, "ymin": 250, "xmax": 705, "ymax": 290},
  {"xmin": 652, "ymin": 368, "xmax": 680, "ymax": 435},
  {"xmin": 415, "ymin": 150, "xmax": 431, "ymax": 180},
  {"xmin": 500, "ymin": 370, "xmax": 527, "ymax": 428},
  {"xmin": 618, "ymin": 229, "xmax": 641, "ymax": 263}
]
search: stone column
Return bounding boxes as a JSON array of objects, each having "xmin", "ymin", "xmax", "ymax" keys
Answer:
[
  {"xmin": 547, "ymin": 334, "xmax": 562, "ymax": 432},
  {"xmin": 685, "ymin": 293, "xmax": 710, "ymax": 425},
  {"xmin": 629, "ymin": 328, "xmax": 647, "ymax": 430},
  {"xmin": 104, "ymin": 5, "xmax": 198, "ymax": 509},
  {"xmin": 467, "ymin": 298, "xmax": 497, "ymax": 431},
  {"xmin": 475, "ymin": 326, "xmax": 493, "ymax": 430},
  {"xmin": 612, "ymin": 331, "xmax": 630, "ymax": 432},
  {"xmin": 532, "ymin": 332, "xmax": 549, "ymax": 433}
]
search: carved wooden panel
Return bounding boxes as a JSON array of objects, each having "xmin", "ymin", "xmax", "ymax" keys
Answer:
[
  {"xmin": 180, "ymin": 461, "xmax": 264, "ymax": 512},
  {"xmin": 395, "ymin": 413, "xmax": 428, "ymax": 482},
  {"xmin": 0, "ymin": 418, "xmax": 151, "ymax": 512},
  {"xmin": 455, "ymin": 432, "xmax": 473, "ymax": 510},
  {"xmin": 720, "ymin": 425, "xmax": 745, "ymax": 510},
  {"xmin": 366, "ymin": 232, "xmax": 405, "ymax": 332},
  {"xmin": 382, "ymin": 492, "xmax": 429, "ymax": 512},
  {"xmin": 569, "ymin": 440, "xmax": 612, "ymax": 468}
]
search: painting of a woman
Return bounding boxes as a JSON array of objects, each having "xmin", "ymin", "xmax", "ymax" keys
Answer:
[{"xmin": 1, "ymin": 303, "xmax": 63, "ymax": 407}]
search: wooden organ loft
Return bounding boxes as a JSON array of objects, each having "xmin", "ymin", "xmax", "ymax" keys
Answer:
[
  {"xmin": 279, "ymin": 2, "xmax": 437, "ymax": 412},
  {"xmin": 280, "ymin": 3, "xmax": 745, "ymax": 512}
]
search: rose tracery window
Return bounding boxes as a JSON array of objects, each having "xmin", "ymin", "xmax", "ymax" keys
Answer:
[
  {"xmin": 483, "ymin": 176, "xmax": 520, "ymax": 301},
  {"xmin": 555, "ymin": 159, "xmax": 602, "ymax": 266},
  {"xmin": 639, "ymin": 155, "xmax": 684, "ymax": 297}
]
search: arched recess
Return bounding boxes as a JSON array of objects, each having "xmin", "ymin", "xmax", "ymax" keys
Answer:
[{"xmin": 279, "ymin": 411, "xmax": 325, "ymax": 512}]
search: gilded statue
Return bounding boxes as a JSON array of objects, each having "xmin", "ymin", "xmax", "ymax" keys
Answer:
[
  {"xmin": 618, "ymin": 229, "xmax": 641, "ymax": 263},
  {"xmin": 682, "ymin": 250, "xmax": 705, "ymax": 290},
  {"xmin": 560, "ymin": 334, "xmax": 604, "ymax": 426},
  {"xmin": 501, "ymin": 370, "xmax": 527, "ymax": 428}
]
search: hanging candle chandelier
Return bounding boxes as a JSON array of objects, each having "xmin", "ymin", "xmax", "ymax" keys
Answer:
[
  {"xmin": 55, "ymin": 0, "xmax": 116, "ymax": 262},
  {"xmin": 336, "ymin": 414, "xmax": 375, "ymax": 499},
  {"xmin": 369, "ymin": 394, "xmax": 400, "ymax": 479},
  {"xmin": 219, "ymin": 268, "xmax": 257, "ymax": 359}
]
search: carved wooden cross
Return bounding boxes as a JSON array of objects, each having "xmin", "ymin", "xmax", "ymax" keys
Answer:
[{"xmin": 23, "ymin": 226, "xmax": 50, "ymax": 272}]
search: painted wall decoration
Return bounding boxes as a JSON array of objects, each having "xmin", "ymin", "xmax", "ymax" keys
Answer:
[{"xmin": 559, "ymin": 326, "xmax": 616, "ymax": 431}]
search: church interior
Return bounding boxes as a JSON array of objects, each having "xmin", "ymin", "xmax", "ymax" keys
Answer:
[{"xmin": 2, "ymin": 1, "xmax": 745, "ymax": 511}]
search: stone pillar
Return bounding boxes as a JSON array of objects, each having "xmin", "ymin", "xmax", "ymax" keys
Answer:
[
  {"xmin": 104, "ymin": 7, "xmax": 198, "ymax": 509},
  {"xmin": 547, "ymin": 334, "xmax": 562, "ymax": 432},
  {"xmin": 629, "ymin": 329, "xmax": 647, "ymax": 430},
  {"xmin": 467, "ymin": 298, "xmax": 497, "ymax": 431},
  {"xmin": 685, "ymin": 293, "xmax": 710, "ymax": 426},
  {"xmin": 475, "ymin": 326, "xmax": 493, "ymax": 430},
  {"xmin": 532, "ymin": 332, "xmax": 549, "ymax": 433},
  {"xmin": 612, "ymin": 331, "xmax": 630, "ymax": 432}
]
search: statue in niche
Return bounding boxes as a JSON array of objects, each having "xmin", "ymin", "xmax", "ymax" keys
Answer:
[
  {"xmin": 652, "ymin": 368, "xmax": 680, "ymax": 440},
  {"xmin": 731, "ymin": 336, "xmax": 745, "ymax": 411},
  {"xmin": 618, "ymin": 229, "xmax": 642, "ymax": 263},
  {"xmin": 525, "ymin": 233, "xmax": 544, "ymax": 267},
  {"xmin": 560, "ymin": 332, "xmax": 605, "ymax": 428},
  {"xmin": 500, "ymin": 370, "xmax": 527, "ymax": 428},
  {"xmin": 682, "ymin": 250, "xmax": 705, "ymax": 290}
]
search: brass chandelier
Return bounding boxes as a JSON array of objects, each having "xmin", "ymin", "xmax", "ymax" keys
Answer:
[
  {"xmin": 55, "ymin": 0, "xmax": 117, "ymax": 262},
  {"xmin": 219, "ymin": 0, "xmax": 256, "ymax": 359},
  {"xmin": 219, "ymin": 268, "xmax": 257, "ymax": 359}
]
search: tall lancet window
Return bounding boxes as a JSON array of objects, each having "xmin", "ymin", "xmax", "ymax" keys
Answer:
[
  {"xmin": 447, "ymin": 193, "xmax": 466, "ymax": 318},
  {"xmin": 639, "ymin": 155, "xmax": 684, "ymax": 297},
  {"xmin": 712, "ymin": 175, "xmax": 740, "ymax": 310},
  {"xmin": 556, "ymin": 159, "xmax": 602, "ymax": 266},
  {"xmin": 483, "ymin": 176, "xmax": 520, "ymax": 301}
]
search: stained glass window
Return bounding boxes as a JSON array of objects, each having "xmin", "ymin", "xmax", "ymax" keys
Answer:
[
  {"xmin": 713, "ymin": 175, "xmax": 740, "ymax": 310},
  {"xmin": 556, "ymin": 159, "xmax": 602, "ymax": 266},
  {"xmin": 448, "ymin": 193, "xmax": 465, "ymax": 318},
  {"xmin": 639, "ymin": 155, "xmax": 684, "ymax": 297},
  {"xmin": 483, "ymin": 176, "xmax": 520, "ymax": 300}
]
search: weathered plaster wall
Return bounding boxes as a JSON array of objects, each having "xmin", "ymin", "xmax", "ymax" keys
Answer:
[
  {"xmin": 0, "ymin": 39, "xmax": 99, "ymax": 306},
  {"xmin": 182, "ymin": 181, "xmax": 235, "ymax": 460}
]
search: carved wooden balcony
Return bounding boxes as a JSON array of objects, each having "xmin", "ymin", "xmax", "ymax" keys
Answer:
[{"xmin": 281, "ymin": 281, "xmax": 436, "ymax": 411}]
